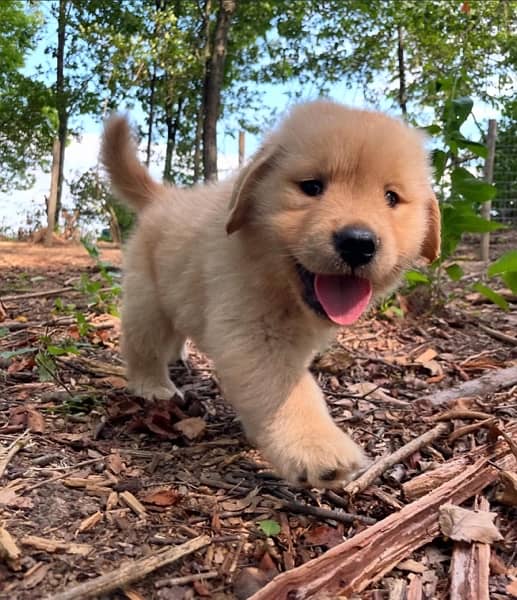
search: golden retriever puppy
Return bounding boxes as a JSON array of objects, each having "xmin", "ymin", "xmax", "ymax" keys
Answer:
[{"xmin": 101, "ymin": 100, "xmax": 440, "ymax": 488}]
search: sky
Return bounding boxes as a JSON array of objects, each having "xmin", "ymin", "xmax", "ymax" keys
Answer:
[{"xmin": 0, "ymin": 6, "xmax": 503, "ymax": 236}]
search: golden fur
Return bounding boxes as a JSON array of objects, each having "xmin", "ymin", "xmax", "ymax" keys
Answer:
[{"xmin": 101, "ymin": 100, "xmax": 440, "ymax": 488}]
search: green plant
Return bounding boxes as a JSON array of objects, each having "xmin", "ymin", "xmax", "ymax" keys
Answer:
[
  {"xmin": 35, "ymin": 335, "xmax": 79, "ymax": 382},
  {"xmin": 79, "ymin": 237, "xmax": 121, "ymax": 316},
  {"xmin": 405, "ymin": 87, "xmax": 516, "ymax": 308}
]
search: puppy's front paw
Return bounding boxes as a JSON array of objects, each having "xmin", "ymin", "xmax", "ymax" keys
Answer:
[
  {"xmin": 128, "ymin": 378, "xmax": 183, "ymax": 402},
  {"xmin": 259, "ymin": 422, "xmax": 368, "ymax": 489}
]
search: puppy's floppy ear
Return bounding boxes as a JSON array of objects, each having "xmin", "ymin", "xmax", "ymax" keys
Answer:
[
  {"xmin": 226, "ymin": 146, "xmax": 277, "ymax": 235},
  {"xmin": 421, "ymin": 194, "xmax": 441, "ymax": 262}
]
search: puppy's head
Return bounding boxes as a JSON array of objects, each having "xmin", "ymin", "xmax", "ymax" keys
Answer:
[{"xmin": 227, "ymin": 100, "xmax": 440, "ymax": 326}]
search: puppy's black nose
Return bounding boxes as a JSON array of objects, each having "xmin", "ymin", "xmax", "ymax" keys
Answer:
[{"xmin": 333, "ymin": 226, "xmax": 378, "ymax": 268}]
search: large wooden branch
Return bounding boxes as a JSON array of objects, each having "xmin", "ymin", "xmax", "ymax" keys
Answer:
[
  {"xmin": 416, "ymin": 364, "xmax": 517, "ymax": 408},
  {"xmin": 249, "ymin": 448, "xmax": 515, "ymax": 599}
]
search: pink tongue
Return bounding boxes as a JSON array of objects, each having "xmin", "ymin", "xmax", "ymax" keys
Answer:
[{"xmin": 314, "ymin": 274, "xmax": 372, "ymax": 325}]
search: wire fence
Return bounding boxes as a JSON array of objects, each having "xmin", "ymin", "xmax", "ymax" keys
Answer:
[{"xmin": 493, "ymin": 142, "xmax": 517, "ymax": 227}]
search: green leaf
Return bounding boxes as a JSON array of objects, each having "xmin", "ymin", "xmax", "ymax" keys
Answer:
[
  {"xmin": 502, "ymin": 271, "xmax": 517, "ymax": 294},
  {"xmin": 46, "ymin": 344, "xmax": 79, "ymax": 356},
  {"xmin": 443, "ymin": 97, "xmax": 473, "ymax": 131},
  {"xmin": 445, "ymin": 264, "xmax": 464, "ymax": 281},
  {"xmin": 451, "ymin": 168, "xmax": 496, "ymax": 203},
  {"xmin": 487, "ymin": 250, "xmax": 517, "ymax": 277},
  {"xmin": 0, "ymin": 347, "xmax": 36, "ymax": 360},
  {"xmin": 447, "ymin": 214, "xmax": 503, "ymax": 234},
  {"xmin": 422, "ymin": 124, "xmax": 441, "ymax": 135},
  {"xmin": 472, "ymin": 283, "xmax": 509, "ymax": 311},
  {"xmin": 432, "ymin": 149, "xmax": 448, "ymax": 181},
  {"xmin": 405, "ymin": 270, "xmax": 431, "ymax": 284},
  {"xmin": 258, "ymin": 519, "xmax": 281, "ymax": 536},
  {"xmin": 450, "ymin": 136, "xmax": 488, "ymax": 159},
  {"xmin": 0, "ymin": 327, "xmax": 8, "ymax": 338}
]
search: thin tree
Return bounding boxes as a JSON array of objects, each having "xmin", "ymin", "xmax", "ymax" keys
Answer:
[
  {"xmin": 46, "ymin": 0, "xmax": 67, "ymax": 246},
  {"xmin": 202, "ymin": 0, "xmax": 236, "ymax": 182}
]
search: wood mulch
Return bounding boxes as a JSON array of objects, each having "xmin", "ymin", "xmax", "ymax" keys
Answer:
[{"xmin": 0, "ymin": 238, "xmax": 515, "ymax": 600}]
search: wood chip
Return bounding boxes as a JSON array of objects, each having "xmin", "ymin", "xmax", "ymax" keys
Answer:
[
  {"xmin": 174, "ymin": 417, "xmax": 207, "ymax": 440},
  {"xmin": 76, "ymin": 511, "xmax": 103, "ymax": 533},
  {"xmin": 396, "ymin": 559, "xmax": 426, "ymax": 574},
  {"xmin": 106, "ymin": 491, "xmax": 119, "ymax": 510},
  {"xmin": 0, "ymin": 525, "xmax": 21, "ymax": 564},
  {"xmin": 21, "ymin": 535, "xmax": 92, "ymax": 556},
  {"xmin": 119, "ymin": 491, "xmax": 147, "ymax": 517}
]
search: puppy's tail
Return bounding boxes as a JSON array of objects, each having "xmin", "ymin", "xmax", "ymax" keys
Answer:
[{"xmin": 101, "ymin": 115, "xmax": 163, "ymax": 212}]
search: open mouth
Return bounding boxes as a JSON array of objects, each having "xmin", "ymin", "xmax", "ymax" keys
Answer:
[{"xmin": 295, "ymin": 262, "xmax": 372, "ymax": 325}]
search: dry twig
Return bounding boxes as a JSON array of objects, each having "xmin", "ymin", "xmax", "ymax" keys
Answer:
[
  {"xmin": 0, "ymin": 430, "xmax": 30, "ymax": 479},
  {"xmin": 344, "ymin": 423, "xmax": 449, "ymax": 496},
  {"xmin": 48, "ymin": 535, "xmax": 211, "ymax": 600},
  {"xmin": 477, "ymin": 323, "xmax": 517, "ymax": 347}
]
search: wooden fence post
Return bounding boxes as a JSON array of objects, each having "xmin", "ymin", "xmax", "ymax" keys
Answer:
[
  {"xmin": 480, "ymin": 119, "xmax": 497, "ymax": 261},
  {"xmin": 238, "ymin": 131, "xmax": 245, "ymax": 167}
]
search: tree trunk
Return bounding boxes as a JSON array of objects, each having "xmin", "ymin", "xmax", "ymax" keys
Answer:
[
  {"xmin": 45, "ymin": 138, "xmax": 61, "ymax": 246},
  {"xmin": 193, "ymin": 100, "xmax": 204, "ymax": 182},
  {"xmin": 397, "ymin": 24, "xmax": 407, "ymax": 117},
  {"xmin": 202, "ymin": 0, "xmax": 236, "ymax": 182},
  {"xmin": 46, "ymin": 0, "xmax": 67, "ymax": 246},
  {"xmin": 107, "ymin": 205, "xmax": 122, "ymax": 245},
  {"xmin": 145, "ymin": 62, "xmax": 157, "ymax": 168},
  {"xmin": 164, "ymin": 94, "xmax": 183, "ymax": 183}
]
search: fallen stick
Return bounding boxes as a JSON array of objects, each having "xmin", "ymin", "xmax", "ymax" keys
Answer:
[
  {"xmin": 280, "ymin": 501, "xmax": 376, "ymax": 526},
  {"xmin": 0, "ymin": 286, "xmax": 75, "ymax": 303},
  {"xmin": 154, "ymin": 570, "xmax": 219, "ymax": 589},
  {"xmin": 47, "ymin": 535, "xmax": 211, "ymax": 600},
  {"xmin": 344, "ymin": 423, "xmax": 449, "ymax": 496},
  {"xmin": 402, "ymin": 421, "xmax": 517, "ymax": 501},
  {"xmin": 478, "ymin": 323, "xmax": 517, "ymax": 347},
  {"xmin": 449, "ymin": 497, "xmax": 491, "ymax": 600},
  {"xmin": 249, "ymin": 451, "xmax": 515, "ymax": 599},
  {"xmin": 415, "ymin": 364, "xmax": 517, "ymax": 408},
  {"xmin": 0, "ymin": 430, "xmax": 30, "ymax": 479},
  {"xmin": 448, "ymin": 417, "xmax": 497, "ymax": 443}
]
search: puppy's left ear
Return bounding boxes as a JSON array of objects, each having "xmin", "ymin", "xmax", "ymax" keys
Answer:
[
  {"xmin": 226, "ymin": 147, "xmax": 276, "ymax": 235},
  {"xmin": 421, "ymin": 194, "xmax": 441, "ymax": 262}
]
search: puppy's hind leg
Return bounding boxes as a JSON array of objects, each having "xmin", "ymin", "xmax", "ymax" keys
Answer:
[{"xmin": 122, "ymin": 289, "xmax": 183, "ymax": 401}]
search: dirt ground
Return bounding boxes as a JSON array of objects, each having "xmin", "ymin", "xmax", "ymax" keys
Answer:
[{"xmin": 0, "ymin": 237, "xmax": 516, "ymax": 599}]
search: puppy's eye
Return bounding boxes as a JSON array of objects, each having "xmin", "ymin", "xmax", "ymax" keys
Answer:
[
  {"xmin": 299, "ymin": 179, "xmax": 325, "ymax": 197},
  {"xmin": 385, "ymin": 190, "xmax": 400, "ymax": 207}
]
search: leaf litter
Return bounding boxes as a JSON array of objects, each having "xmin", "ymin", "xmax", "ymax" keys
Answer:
[{"xmin": 0, "ymin": 238, "xmax": 516, "ymax": 599}]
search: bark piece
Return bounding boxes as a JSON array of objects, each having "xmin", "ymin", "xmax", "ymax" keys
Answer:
[
  {"xmin": 449, "ymin": 497, "xmax": 491, "ymax": 600},
  {"xmin": 248, "ymin": 450, "xmax": 516, "ymax": 599}
]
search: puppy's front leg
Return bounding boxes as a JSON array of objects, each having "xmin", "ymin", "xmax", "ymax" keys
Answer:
[{"xmin": 222, "ymin": 365, "xmax": 367, "ymax": 489}]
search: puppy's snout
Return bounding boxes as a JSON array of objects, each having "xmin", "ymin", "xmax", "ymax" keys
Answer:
[{"xmin": 333, "ymin": 226, "xmax": 378, "ymax": 268}]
